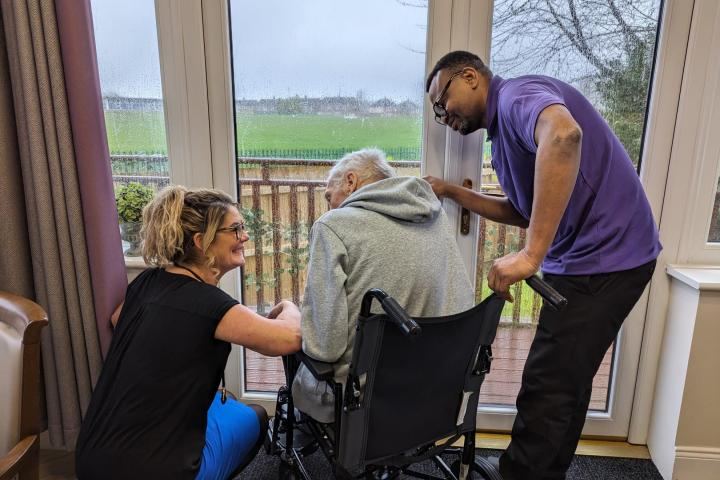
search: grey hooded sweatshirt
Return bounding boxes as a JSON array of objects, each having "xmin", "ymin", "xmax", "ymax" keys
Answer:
[{"xmin": 292, "ymin": 176, "xmax": 475, "ymax": 423}]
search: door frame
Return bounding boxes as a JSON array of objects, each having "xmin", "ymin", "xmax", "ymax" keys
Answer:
[{"xmin": 153, "ymin": 0, "xmax": 696, "ymax": 436}]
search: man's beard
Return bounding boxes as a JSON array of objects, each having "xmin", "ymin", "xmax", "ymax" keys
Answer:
[
  {"xmin": 458, "ymin": 119, "xmax": 472, "ymax": 135},
  {"xmin": 458, "ymin": 117, "xmax": 480, "ymax": 135}
]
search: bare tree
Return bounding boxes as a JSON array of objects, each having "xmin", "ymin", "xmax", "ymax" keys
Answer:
[
  {"xmin": 492, "ymin": 0, "xmax": 659, "ymax": 80},
  {"xmin": 492, "ymin": 0, "xmax": 661, "ymax": 163}
]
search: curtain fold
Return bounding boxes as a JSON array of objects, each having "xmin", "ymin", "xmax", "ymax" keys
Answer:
[
  {"xmin": 55, "ymin": 0, "xmax": 125, "ymax": 357},
  {"xmin": 0, "ymin": 0, "xmax": 126, "ymax": 449},
  {"xmin": 0, "ymin": 14, "xmax": 34, "ymax": 300}
]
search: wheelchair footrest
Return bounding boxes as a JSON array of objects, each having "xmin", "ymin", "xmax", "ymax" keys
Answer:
[{"xmin": 269, "ymin": 415, "xmax": 319, "ymax": 457}]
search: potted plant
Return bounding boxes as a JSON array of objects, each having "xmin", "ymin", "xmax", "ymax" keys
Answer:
[{"xmin": 115, "ymin": 182, "xmax": 154, "ymax": 256}]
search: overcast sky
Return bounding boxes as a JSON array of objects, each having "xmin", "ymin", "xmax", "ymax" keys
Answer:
[{"xmin": 91, "ymin": 0, "xmax": 428, "ymax": 102}]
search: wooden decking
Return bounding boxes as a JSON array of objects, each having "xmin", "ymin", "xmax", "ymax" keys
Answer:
[{"xmin": 246, "ymin": 325, "xmax": 613, "ymax": 411}]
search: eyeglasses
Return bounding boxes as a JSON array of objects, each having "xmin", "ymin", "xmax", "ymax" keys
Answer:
[
  {"xmin": 432, "ymin": 70, "xmax": 463, "ymax": 125},
  {"xmin": 217, "ymin": 223, "xmax": 245, "ymax": 240}
]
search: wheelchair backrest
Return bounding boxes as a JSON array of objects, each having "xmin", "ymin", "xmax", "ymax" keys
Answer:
[{"xmin": 337, "ymin": 293, "xmax": 505, "ymax": 472}]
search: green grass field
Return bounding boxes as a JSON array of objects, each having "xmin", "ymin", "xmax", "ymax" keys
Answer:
[
  {"xmin": 104, "ymin": 111, "xmax": 422, "ymax": 156},
  {"xmin": 107, "ymin": 109, "xmax": 538, "ymax": 321}
]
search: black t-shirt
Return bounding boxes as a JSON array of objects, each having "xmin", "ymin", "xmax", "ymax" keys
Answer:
[{"xmin": 76, "ymin": 268, "xmax": 239, "ymax": 480}]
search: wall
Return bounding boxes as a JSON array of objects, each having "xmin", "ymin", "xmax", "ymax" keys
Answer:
[{"xmin": 648, "ymin": 269, "xmax": 720, "ymax": 479}]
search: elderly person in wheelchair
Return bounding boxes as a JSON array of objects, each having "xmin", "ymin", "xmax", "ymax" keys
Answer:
[
  {"xmin": 291, "ymin": 148, "xmax": 475, "ymax": 425},
  {"xmin": 270, "ymin": 148, "xmax": 566, "ymax": 479},
  {"xmin": 271, "ymin": 149, "xmax": 510, "ymax": 479}
]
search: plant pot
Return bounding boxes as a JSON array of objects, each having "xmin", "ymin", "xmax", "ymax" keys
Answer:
[{"xmin": 120, "ymin": 221, "xmax": 143, "ymax": 256}]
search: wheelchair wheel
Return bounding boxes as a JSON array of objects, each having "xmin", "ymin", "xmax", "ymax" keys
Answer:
[{"xmin": 450, "ymin": 457, "xmax": 503, "ymax": 480}]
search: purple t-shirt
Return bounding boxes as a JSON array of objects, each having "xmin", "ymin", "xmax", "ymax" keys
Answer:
[{"xmin": 485, "ymin": 75, "xmax": 661, "ymax": 275}]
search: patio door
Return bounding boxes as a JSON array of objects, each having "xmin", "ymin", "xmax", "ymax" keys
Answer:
[{"xmin": 434, "ymin": 0, "xmax": 669, "ymax": 438}]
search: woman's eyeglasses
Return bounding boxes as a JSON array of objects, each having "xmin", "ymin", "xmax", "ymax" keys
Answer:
[{"xmin": 217, "ymin": 223, "xmax": 245, "ymax": 240}]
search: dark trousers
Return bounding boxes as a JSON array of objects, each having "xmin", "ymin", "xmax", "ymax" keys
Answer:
[{"xmin": 500, "ymin": 260, "xmax": 656, "ymax": 480}]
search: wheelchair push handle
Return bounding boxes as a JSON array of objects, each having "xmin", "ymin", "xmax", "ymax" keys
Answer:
[
  {"xmin": 381, "ymin": 296, "xmax": 422, "ymax": 336},
  {"xmin": 525, "ymin": 275, "xmax": 568, "ymax": 311},
  {"xmin": 360, "ymin": 289, "xmax": 422, "ymax": 336}
]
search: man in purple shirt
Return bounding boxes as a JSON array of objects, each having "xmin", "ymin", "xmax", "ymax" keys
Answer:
[{"xmin": 425, "ymin": 51, "xmax": 660, "ymax": 479}]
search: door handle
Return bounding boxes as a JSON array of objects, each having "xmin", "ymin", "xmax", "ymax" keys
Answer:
[{"xmin": 460, "ymin": 178, "xmax": 472, "ymax": 235}]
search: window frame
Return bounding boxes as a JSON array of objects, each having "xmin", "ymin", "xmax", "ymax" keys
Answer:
[{"xmin": 145, "ymin": 0, "xmax": 708, "ymax": 440}]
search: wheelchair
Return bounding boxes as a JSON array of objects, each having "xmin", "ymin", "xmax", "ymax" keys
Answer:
[{"xmin": 267, "ymin": 278, "xmax": 566, "ymax": 480}]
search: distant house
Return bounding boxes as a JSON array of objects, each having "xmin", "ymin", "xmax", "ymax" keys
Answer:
[
  {"xmin": 368, "ymin": 98, "xmax": 421, "ymax": 116},
  {"xmin": 233, "ymin": 95, "xmax": 421, "ymax": 116},
  {"xmin": 102, "ymin": 95, "xmax": 163, "ymax": 112},
  {"xmin": 397, "ymin": 99, "xmax": 421, "ymax": 115},
  {"xmin": 104, "ymin": 94, "xmax": 419, "ymax": 116}
]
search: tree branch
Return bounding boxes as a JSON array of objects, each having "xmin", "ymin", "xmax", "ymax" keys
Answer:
[
  {"xmin": 608, "ymin": 0, "xmax": 643, "ymax": 50},
  {"xmin": 542, "ymin": 0, "xmax": 611, "ymax": 75}
]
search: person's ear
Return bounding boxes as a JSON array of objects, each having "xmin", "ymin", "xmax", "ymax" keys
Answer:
[
  {"xmin": 192, "ymin": 232, "xmax": 203, "ymax": 251},
  {"xmin": 345, "ymin": 171, "xmax": 359, "ymax": 194},
  {"xmin": 462, "ymin": 67, "xmax": 480, "ymax": 89}
]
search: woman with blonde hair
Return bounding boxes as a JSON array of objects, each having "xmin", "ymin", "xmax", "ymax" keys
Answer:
[{"xmin": 76, "ymin": 186, "xmax": 301, "ymax": 480}]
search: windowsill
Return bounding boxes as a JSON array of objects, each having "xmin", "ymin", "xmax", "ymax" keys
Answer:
[
  {"xmin": 666, "ymin": 264, "xmax": 720, "ymax": 291},
  {"xmin": 124, "ymin": 255, "xmax": 149, "ymax": 269}
]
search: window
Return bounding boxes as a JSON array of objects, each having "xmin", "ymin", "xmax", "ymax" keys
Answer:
[
  {"xmin": 91, "ymin": 0, "xmax": 169, "ymax": 255},
  {"xmin": 228, "ymin": 0, "xmax": 428, "ymax": 392},
  {"xmin": 88, "ymin": 0, "xmax": 694, "ymax": 440},
  {"xmin": 92, "ymin": 0, "xmax": 168, "ymax": 187},
  {"xmin": 91, "ymin": 0, "xmax": 169, "ymax": 193}
]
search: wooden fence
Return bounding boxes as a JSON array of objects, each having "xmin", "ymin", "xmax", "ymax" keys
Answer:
[{"xmin": 112, "ymin": 154, "xmax": 543, "ymax": 324}]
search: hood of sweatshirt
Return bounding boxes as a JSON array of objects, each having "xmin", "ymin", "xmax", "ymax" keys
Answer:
[{"xmin": 338, "ymin": 176, "xmax": 441, "ymax": 223}]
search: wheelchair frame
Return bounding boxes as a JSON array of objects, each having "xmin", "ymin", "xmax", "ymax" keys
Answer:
[{"xmin": 266, "ymin": 289, "xmax": 504, "ymax": 480}]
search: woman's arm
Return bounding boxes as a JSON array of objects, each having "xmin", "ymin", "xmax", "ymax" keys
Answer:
[
  {"xmin": 110, "ymin": 302, "xmax": 124, "ymax": 328},
  {"xmin": 214, "ymin": 301, "xmax": 301, "ymax": 356}
]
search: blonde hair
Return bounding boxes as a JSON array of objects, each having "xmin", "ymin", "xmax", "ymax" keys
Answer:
[
  {"xmin": 327, "ymin": 148, "xmax": 396, "ymax": 185},
  {"xmin": 141, "ymin": 185, "xmax": 237, "ymax": 273}
]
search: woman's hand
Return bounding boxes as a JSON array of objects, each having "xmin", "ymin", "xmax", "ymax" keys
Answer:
[{"xmin": 267, "ymin": 300, "xmax": 300, "ymax": 322}]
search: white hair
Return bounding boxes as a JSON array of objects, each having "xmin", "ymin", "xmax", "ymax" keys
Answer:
[{"xmin": 327, "ymin": 148, "xmax": 397, "ymax": 184}]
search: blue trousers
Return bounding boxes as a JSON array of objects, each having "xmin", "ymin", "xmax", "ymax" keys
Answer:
[{"xmin": 196, "ymin": 392, "xmax": 261, "ymax": 480}]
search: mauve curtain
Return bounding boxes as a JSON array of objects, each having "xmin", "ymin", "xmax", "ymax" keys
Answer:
[{"xmin": 0, "ymin": 0, "xmax": 126, "ymax": 448}]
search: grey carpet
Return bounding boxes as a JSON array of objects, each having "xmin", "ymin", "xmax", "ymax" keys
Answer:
[{"xmin": 234, "ymin": 448, "xmax": 663, "ymax": 479}]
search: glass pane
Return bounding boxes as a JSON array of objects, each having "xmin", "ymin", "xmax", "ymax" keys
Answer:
[
  {"xmin": 91, "ymin": 0, "xmax": 169, "ymax": 254},
  {"xmin": 709, "ymin": 175, "xmax": 720, "ymax": 243},
  {"xmin": 479, "ymin": 0, "xmax": 663, "ymax": 411},
  {"xmin": 229, "ymin": 0, "xmax": 428, "ymax": 393}
]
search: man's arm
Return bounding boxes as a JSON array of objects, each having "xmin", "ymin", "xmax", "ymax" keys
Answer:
[
  {"xmin": 424, "ymin": 176, "xmax": 529, "ymax": 227},
  {"xmin": 301, "ymin": 222, "xmax": 349, "ymax": 363},
  {"xmin": 488, "ymin": 104, "xmax": 582, "ymax": 300},
  {"xmin": 525, "ymin": 104, "xmax": 582, "ymax": 264}
]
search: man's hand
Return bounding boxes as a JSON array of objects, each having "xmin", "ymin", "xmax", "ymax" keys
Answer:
[
  {"xmin": 487, "ymin": 249, "xmax": 541, "ymax": 302},
  {"xmin": 422, "ymin": 175, "xmax": 451, "ymax": 198}
]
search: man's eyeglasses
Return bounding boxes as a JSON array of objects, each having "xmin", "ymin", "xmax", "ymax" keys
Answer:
[
  {"xmin": 217, "ymin": 223, "xmax": 245, "ymax": 240},
  {"xmin": 432, "ymin": 70, "xmax": 463, "ymax": 125}
]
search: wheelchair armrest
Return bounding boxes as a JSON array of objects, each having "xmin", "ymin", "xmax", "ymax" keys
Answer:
[{"xmin": 296, "ymin": 351, "xmax": 335, "ymax": 382}]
